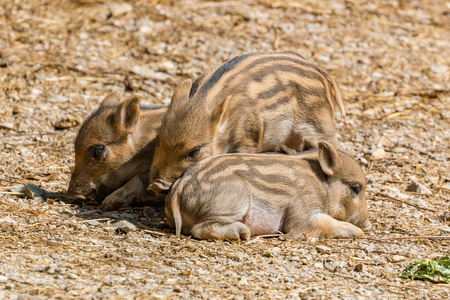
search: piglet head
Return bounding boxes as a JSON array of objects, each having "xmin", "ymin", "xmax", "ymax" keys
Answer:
[
  {"xmin": 66, "ymin": 92, "xmax": 140, "ymax": 202},
  {"xmin": 318, "ymin": 141, "xmax": 371, "ymax": 231},
  {"xmin": 148, "ymin": 79, "xmax": 232, "ymax": 193}
]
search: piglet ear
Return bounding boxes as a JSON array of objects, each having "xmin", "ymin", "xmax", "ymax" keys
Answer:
[
  {"xmin": 115, "ymin": 95, "xmax": 140, "ymax": 134},
  {"xmin": 211, "ymin": 95, "xmax": 232, "ymax": 134},
  {"xmin": 100, "ymin": 91, "xmax": 122, "ymax": 107},
  {"xmin": 318, "ymin": 141, "xmax": 341, "ymax": 176},
  {"xmin": 170, "ymin": 79, "xmax": 192, "ymax": 108}
]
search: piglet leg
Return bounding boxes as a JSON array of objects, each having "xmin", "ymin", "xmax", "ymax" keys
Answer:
[
  {"xmin": 191, "ymin": 220, "xmax": 251, "ymax": 241},
  {"xmin": 101, "ymin": 173, "xmax": 147, "ymax": 212},
  {"xmin": 315, "ymin": 213, "xmax": 364, "ymax": 238},
  {"xmin": 288, "ymin": 213, "xmax": 364, "ymax": 239}
]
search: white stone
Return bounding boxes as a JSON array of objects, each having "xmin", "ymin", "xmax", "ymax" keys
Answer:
[
  {"xmin": 316, "ymin": 245, "xmax": 332, "ymax": 253},
  {"xmin": 0, "ymin": 122, "xmax": 14, "ymax": 129},
  {"xmin": 441, "ymin": 227, "xmax": 450, "ymax": 234},
  {"xmin": 0, "ymin": 217, "xmax": 17, "ymax": 224},
  {"xmin": 371, "ymin": 148, "xmax": 386, "ymax": 160},
  {"xmin": 410, "ymin": 198, "xmax": 428, "ymax": 207},
  {"xmin": 108, "ymin": 3, "xmax": 132, "ymax": 17},
  {"xmin": 317, "ymin": 55, "xmax": 330, "ymax": 63},
  {"xmin": 114, "ymin": 220, "xmax": 136, "ymax": 233},
  {"xmin": 431, "ymin": 64, "xmax": 448, "ymax": 74},
  {"xmin": 391, "ymin": 255, "xmax": 406, "ymax": 263},
  {"xmin": 406, "ymin": 182, "xmax": 433, "ymax": 195}
]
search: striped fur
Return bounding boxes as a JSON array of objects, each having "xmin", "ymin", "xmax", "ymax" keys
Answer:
[
  {"xmin": 166, "ymin": 141, "xmax": 371, "ymax": 240},
  {"xmin": 66, "ymin": 91, "xmax": 167, "ymax": 211},
  {"xmin": 149, "ymin": 51, "xmax": 345, "ymax": 192}
]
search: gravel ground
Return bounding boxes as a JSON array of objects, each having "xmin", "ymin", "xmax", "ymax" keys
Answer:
[{"xmin": 0, "ymin": 0, "xmax": 449, "ymax": 299}]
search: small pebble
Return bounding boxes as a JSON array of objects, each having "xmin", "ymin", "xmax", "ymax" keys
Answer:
[
  {"xmin": 316, "ymin": 245, "xmax": 332, "ymax": 253},
  {"xmin": 113, "ymin": 220, "xmax": 136, "ymax": 233},
  {"xmin": 371, "ymin": 148, "xmax": 386, "ymax": 160},
  {"xmin": 0, "ymin": 122, "xmax": 14, "ymax": 129},
  {"xmin": 410, "ymin": 198, "xmax": 428, "ymax": 207},
  {"xmin": 442, "ymin": 182, "xmax": 450, "ymax": 191},
  {"xmin": 391, "ymin": 255, "xmax": 406, "ymax": 263},
  {"xmin": 24, "ymin": 184, "xmax": 44, "ymax": 199},
  {"xmin": 406, "ymin": 182, "xmax": 433, "ymax": 195},
  {"xmin": 438, "ymin": 212, "xmax": 450, "ymax": 221},
  {"xmin": 354, "ymin": 263, "xmax": 364, "ymax": 272},
  {"xmin": 262, "ymin": 247, "xmax": 281, "ymax": 258},
  {"xmin": 359, "ymin": 157, "xmax": 369, "ymax": 166},
  {"xmin": 431, "ymin": 64, "xmax": 448, "ymax": 74},
  {"xmin": 103, "ymin": 226, "xmax": 117, "ymax": 232},
  {"xmin": 85, "ymin": 220, "xmax": 101, "ymax": 226},
  {"xmin": 0, "ymin": 216, "xmax": 18, "ymax": 224},
  {"xmin": 118, "ymin": 212, "xmax": 135, "ymax": 220},
  {"xmin": 441, "ymin": 227, "xmax": 450, "ymax": 234},
  {"xmin": 107, "ymin": 3, "xmax": 133, "ymax": 17}
]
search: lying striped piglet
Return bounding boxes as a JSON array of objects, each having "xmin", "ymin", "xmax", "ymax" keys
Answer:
[
  {"xmin": 149, "ymin": 51, "xmax": 344, "ymax": 193},
  {"xmin": 65, "ymin": 92, "xmax": 166, "ymax": 211},
  {"xmin": 166, "ymin": 141, "xmax": 371, "ymax": 240}
]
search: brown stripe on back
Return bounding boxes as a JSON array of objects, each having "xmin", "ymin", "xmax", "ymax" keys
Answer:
[
  {"xmin": 202, "ymin": 53, "xmax": 322, "ymax": 104},
  {"xmin": 200, "ymin": 53, "xmax": 282, "ymax": 103},
  {"xmin": 221, "ymin": 56, "xmax": 333, "ymax": 95}
]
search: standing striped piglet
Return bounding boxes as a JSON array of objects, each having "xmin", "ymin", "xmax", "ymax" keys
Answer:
[
  {"xmin": 149, "ymin": 51, "xmax": 344, "ymax": 192},
  {"xmin": 166, "ymin": 141, "xmax": 371, "ymax": 240}
]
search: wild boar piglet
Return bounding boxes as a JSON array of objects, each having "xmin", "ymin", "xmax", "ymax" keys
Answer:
[
  {"xmin": 65, "ymin": 91, "xmax": 166, "ymax": 211},
  {"xmin": 149, "ymin": 51, "xmax": 344, "ymax": 193},
  {"xmin": 166, "ymin": 141, "xmax": 371, "ymax": 240}
]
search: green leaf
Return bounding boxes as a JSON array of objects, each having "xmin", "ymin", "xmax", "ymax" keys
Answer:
[{"xmin": 400, "ymin": 256, "xmax": 450, "ymax": 283}]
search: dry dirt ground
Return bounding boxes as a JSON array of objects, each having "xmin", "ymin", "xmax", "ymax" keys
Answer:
[{"xmin": 1, "ymin": 0, "xmax": 449, "ymax": 299}]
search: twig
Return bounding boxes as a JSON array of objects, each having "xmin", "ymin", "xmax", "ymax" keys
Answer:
[
  {"xmin": 374, "ymin": 192, "xmax": 439, "ymax": 213},
  {"xmin": 76, "ymin": 210, "xmax": 100, "ymax": 215},
  {"xmin": 0, "ymin": 191, "xmax": 24, "ymax": 196},
  {"xmin": 335, "ymin": 235, "xmax": 450, "ymax": 242},
  {"xmin": 79, "ymin": 218, "xmax": 111, "ymax": 223},
  {"xmin": 369, "ymin": 236, "xmax": 450, "ymax": 241},
  {"xmin": 143, "ymin": 229, "xmax": 169, "ymax": 236},
  {"xmin": 193, "ymin": 1, "xmax": 249, "ymax": 8},
  {"xmin": 0, "ymin": 200, "xmax": 16, "ymax": 206},
  {"xmin": 25, "ymin": 222, "xmax": 44, "ymax": 228},
  {"xmin": 253, "ymin": 233, "xmax": 284, "ymax": 239}
]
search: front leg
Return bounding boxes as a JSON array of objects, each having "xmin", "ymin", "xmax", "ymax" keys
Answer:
[
  {"xmin": 315, "ymin": 213, "xmax": 364, "ymax": 238},
  {"xmin": 289, "ymin": 213, "xmax": 364, "ymax": 239},
  {"xmin": 101, "ymin": 173, "xmax": 147, "ymax": 212}
]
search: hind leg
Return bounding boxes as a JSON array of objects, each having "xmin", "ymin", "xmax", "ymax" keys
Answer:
[{"xmin": 191, "ymin": 221, "xmax": 251, "ymax": 241}]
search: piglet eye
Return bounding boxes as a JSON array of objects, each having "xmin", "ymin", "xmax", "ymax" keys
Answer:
[
  {"xmin": 93, "ymin": 144, "xmax": 106, "ymax": 160},
  {"xmin": 186, "ymin": 147, "xmax": 201, "ymax": 159},
  {"xmin": 350, "ymin": 185, "xmax": 361, "ymax": 196}
]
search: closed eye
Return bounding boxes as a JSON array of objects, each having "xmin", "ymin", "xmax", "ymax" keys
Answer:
[
  {"xmin": 350, "ymin": 185, "xmax": 361, "ymax": 196},
  {"xmin": 185, "ymin": 147, "xmax": 201, "ymax": 159}
]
